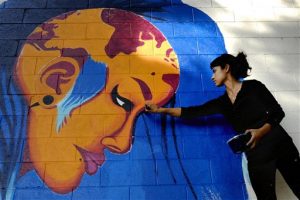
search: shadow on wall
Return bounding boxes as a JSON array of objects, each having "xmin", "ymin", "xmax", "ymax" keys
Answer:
[
  {"xmin": 0, "ymin": 0, "xmax": 246, "ymax": 200},
  {"xmin": 203, "ymin": 0, "xmax": 299, "ymax": 89}
]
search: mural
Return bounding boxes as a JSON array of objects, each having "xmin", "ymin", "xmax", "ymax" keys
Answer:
[{"xmin": 0, "ymin": 0, "xmax": 246, "ymax": 199}]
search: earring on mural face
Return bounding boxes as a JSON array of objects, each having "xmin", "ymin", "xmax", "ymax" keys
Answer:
[
  {"xmin": 42, "ymin": 95, "xmax": 54, "ymax": 105},
  {"xmin": 30, "ymin": 95, "xmax": 55, "ymax": 108}
]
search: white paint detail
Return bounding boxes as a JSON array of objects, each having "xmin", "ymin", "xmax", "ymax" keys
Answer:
[{"xmin": 116, "ymin": 97, "xmax": 125, "ymax": 106}]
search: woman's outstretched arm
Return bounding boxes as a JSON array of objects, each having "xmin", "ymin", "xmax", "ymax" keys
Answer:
[
  {"xmin": 145, "ymin": 103, "xmax": 182, "ymax": 117},
  {"xmin": 145, "ymin": 96, "xmax": 224, "ymax": 118}
]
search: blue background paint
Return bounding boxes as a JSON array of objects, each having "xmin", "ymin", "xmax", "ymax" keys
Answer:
[{"xmin": 0, "ymin": 0, "xmax": 246, "ymax": 199}]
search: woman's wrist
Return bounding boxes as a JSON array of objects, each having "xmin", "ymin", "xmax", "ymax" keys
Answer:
[{"xmin": 258, "ymin": 123, "xmax": 272, "ymax": 137}]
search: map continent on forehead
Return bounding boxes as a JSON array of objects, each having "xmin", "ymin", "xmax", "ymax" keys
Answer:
[{"xmin": 101, "ymin": 9, "xmax": 167, "ymax": 58}]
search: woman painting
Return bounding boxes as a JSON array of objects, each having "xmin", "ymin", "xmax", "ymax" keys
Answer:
[{"xmin": 146, "ymin": 52, "xmax": 300, "ymax": 200}]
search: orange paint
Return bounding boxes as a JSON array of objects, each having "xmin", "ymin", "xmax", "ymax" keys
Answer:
[{"xmin": 15, "ymin": 8, "xmax": 179, "ymax": 193}]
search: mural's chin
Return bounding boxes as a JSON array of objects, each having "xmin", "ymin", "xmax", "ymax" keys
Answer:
[{"xmin": 41, "ymin": 161, "xmax": 85, "ymax": 194}]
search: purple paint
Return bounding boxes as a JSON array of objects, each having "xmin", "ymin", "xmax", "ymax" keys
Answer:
[
  {"xmin": 53, "ymin": 11, "xmax": 76, "ymax": 20},
  {"xmin": 27, "ymin": 23, "xmax": 60, "ymax": 51},
  {"xmin": 101, "ymin": 9, "xmax": 167, "ymax": 58},
  {"xmin": 162, "ymin": 74, "xmax": 179, "ymax": 93},
  {"xmin": 41, "ymin": 61, "xmax": 75, "ymax": 94},
  {"xmin": 166, "ymin": 48, "xmax": 173, "ymax": 57},
  {"xmin": 74, "ymin": 145, "xmax": 105, "ymax": 175},
  {"xmin": 132, "ymin": 77, "xmax": 153, "ymax": 101}
]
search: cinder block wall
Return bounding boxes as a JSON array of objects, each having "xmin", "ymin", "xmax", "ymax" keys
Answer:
[{"xmin": 0, "ymin": 0, "xmax": 299, "ymax": 199}]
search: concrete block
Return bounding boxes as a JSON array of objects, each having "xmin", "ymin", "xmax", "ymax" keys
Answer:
[
  {"xmin": 274, "ymin": 8, "xmax": 300, "ymax": 21},
  {"xmin": 246, "ymin": 54, "xmax": 267, "ymax": 74},
  {"xmin": 0, "ymin": 40, "xmax": 18, "ymax": 56},
  {"xmin": 210, "ymin": 156, "xmax": 244, "ymax": 184},
  {"xmin": 0, "ymin": 57, "xmax": 17, "ymax": 71},
  {"xmin": 5, "ymin": 0, "xmax": 47, "ymax": 8},
  {"xmin": 257, "ymin": 22, "xmax": 300, "ymax": 37},
  {"xmin": 249, "ymin": 71, "xmax": 299, "ymax": 91},
  {"xmin": 183, "ymin": 135, "xmax": 213, "ymax": 158},
  {"xmin": 72, "ymin": 186, "xmax": 129, "ymax": 200},
  {"xmin": 274, "ymin": 91, "xmax": 300, "ymax": 112},
  {"xmin": 0, "ymin": 95, "xmax": 28, "ymax": 115},
  {"xmin": 168, "ymin": 37, "xmax": 198, "ymax": 55},
  {"xmin": 130, "ymin": 135, "xmax": 184, "ymax": 160},
  {"xmin": 14, "ymin": 188, "xmax": 72, "ymax": 200},
  {"xmin": 0, "ymin": 24, "xmax": 37, "ymax": 39},
  {"xmin": 47, "ymin": 0, "xmax": 88, "ymax": 8},
  {"xmin": 187, "ymin": 184, "xmax": 246, "ymax": 200},
  {"xmin": 151, "ymin": 22, "xmax": 174, "ymax": 38},
  {"xmin": 76, "ymin": 170, "xmax": 101, "ymax": 187},
  {"xmin": 89, "ymin": 0, "xmax": 130, "ymax": 8},
  {"xmin": 130, "ymin": 185, "xmax": 186, "ymax": 200},
  {"xmin": 178, "ymin": 54, "xmax": 217, "ymax": 73},
  {"xmin": 101, "ymin": 160, "xmax": 156, "ymax": 186},
  {"xmin": 173, "ymin": 22, "xmax": 196, "ymax": 37},
  {"xmin": 197, "ymin": 37, "xmax": 225, "ymax": 54},
  {"xmin": 178, "ymin": 70, "xmax": 203, "ymax": 92},
  {"xmin": 194, "ymin": 22, "xmax": 218, "ymax": 37},
  {"xmin": 252, "ymin": 0, "xmax": 294, "ymax": 7},
  {"xmin": 0, "ymin": 9, "xmax": 24, "ymax": 23},
  {"xmin": 234, "ymin": 6, "xmax": 278, "ymax": 21},
  {"xmin": 131, "ymin": 0, "xmax": 170, "ymax": 7},
  {"xmin": 151, "ymin": 5, "xmax": 193, "ymax": 22},
  {"xmin": 211, "ymin": 0, "xmax": 252, "ymax": 8},
  {"xmin": 224, "ymin": 38, "xmax": 300, "ymax": 54},
  {"xmin": 265, "ymin": 54, "xmax": 300, "ymax": 72},
  {"xmin": 281, "ymin": 111, "xmax": 300, "ymax": 133},
  {"xmin": 181, "ymin": 159, "xmax": 212, "ymax": 184},
  {"xmin": 23, "ymin": 9, "xmax": 66, "ymax": 23},
  {"xmin": 217, "ymin": 22, "xmax": 259, "ymax": 37},
  {"xmin": 182, "ymin": 0, "xmax": 212, "ymax": 8},
  {"xmin": 16, "ymin": 168, "xmax": 45, "ymax": 188},
  {"xmin": 197, "ymin": 8, "xmax": 234, "ymax": 22},
  {"xmin": 156, "ymin": 159, "xmax": 187, "ymax": 185}
]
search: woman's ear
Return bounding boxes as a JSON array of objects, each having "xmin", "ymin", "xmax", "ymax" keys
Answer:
[
  {"xmin": 224, "ymin": 64, "xmax": 230, "ymax": 73},
  {"xmin": 35, "ymin": 57, "xmax": 81, "ymax": 107}
]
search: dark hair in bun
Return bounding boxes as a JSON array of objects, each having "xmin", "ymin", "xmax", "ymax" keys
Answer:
[{"xmin": 210, "ymin": 52, "xmax": 252, "ymax": 80}]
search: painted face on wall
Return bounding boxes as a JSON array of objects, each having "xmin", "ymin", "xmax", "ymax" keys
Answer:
[{"xmin": 15, "ymin": 8, "xmax": 179, "ymax": 193}]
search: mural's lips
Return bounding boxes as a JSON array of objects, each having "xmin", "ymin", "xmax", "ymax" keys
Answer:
[{"xmin": 74, "ymin": 144, "xmax": 105, "ymax": 175}]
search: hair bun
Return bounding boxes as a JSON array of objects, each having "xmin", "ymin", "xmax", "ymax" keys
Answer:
[{"xmin": 235, "ymin": 52, "xmax": 251, "ymax": 79}]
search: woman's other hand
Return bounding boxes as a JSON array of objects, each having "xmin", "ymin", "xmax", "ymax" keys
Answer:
[
  {"xmin": 246, "ymin": 129, "xmax": 262, "ymax": 149},
  {"xmin": 246, "ymin": 123, "xmax": 272, "ymax": 149}
]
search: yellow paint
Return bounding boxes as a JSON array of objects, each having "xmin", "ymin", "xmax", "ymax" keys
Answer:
[{"xmin": 15, "ymin": 8, "xmax": 179, "ymax": 193}]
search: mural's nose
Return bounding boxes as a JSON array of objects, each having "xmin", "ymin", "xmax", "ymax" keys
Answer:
[{"xmin": 101, "ymin": 113, "xmax": 135, "ymax": 154}]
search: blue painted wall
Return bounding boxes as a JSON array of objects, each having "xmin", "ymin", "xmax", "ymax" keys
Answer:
[{"xmin": 0, "ymin": 0, "xmax": 247, "ymax": 199}]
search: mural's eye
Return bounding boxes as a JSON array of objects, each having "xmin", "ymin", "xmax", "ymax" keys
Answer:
[{"xmin": 111, "ymin": 85, "xmax": 133, "ymax": 112}]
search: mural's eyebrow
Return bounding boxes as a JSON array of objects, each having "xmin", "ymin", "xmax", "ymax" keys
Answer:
[{"xmin": 131, "ymin": 77, "xmax": 152, "ymax": 101}]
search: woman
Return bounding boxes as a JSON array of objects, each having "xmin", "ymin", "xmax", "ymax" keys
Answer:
[{"xmin": 145, "ymin": 52, "xmax": 300, "ymax": 200}]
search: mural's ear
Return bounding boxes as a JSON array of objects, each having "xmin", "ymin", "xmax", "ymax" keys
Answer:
[{"xmin": 36, "ymin": 57, "xmax": 81, "ymax": 108}]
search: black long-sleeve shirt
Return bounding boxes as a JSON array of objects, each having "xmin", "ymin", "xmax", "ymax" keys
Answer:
[
  {"xmin": 180, "ymin": 79, "xmax": 294, "ymax": 163},
  {"xmin": 181, "ymin": 79, "xmax": 285, "ymax": 133}
]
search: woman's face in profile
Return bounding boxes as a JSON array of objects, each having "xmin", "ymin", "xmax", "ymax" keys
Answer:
[
  {"xmin": 211, "ymin": 65, "xmax": 227, "ymax": 87},
  {"xmin": 15, "ymin": 8, "xmax": 179, "ymax": 193}
]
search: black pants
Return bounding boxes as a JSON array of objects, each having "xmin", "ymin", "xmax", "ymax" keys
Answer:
[{"xmin": 248, "ymin": 145, "xmax": 300, "ymax": 200}]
